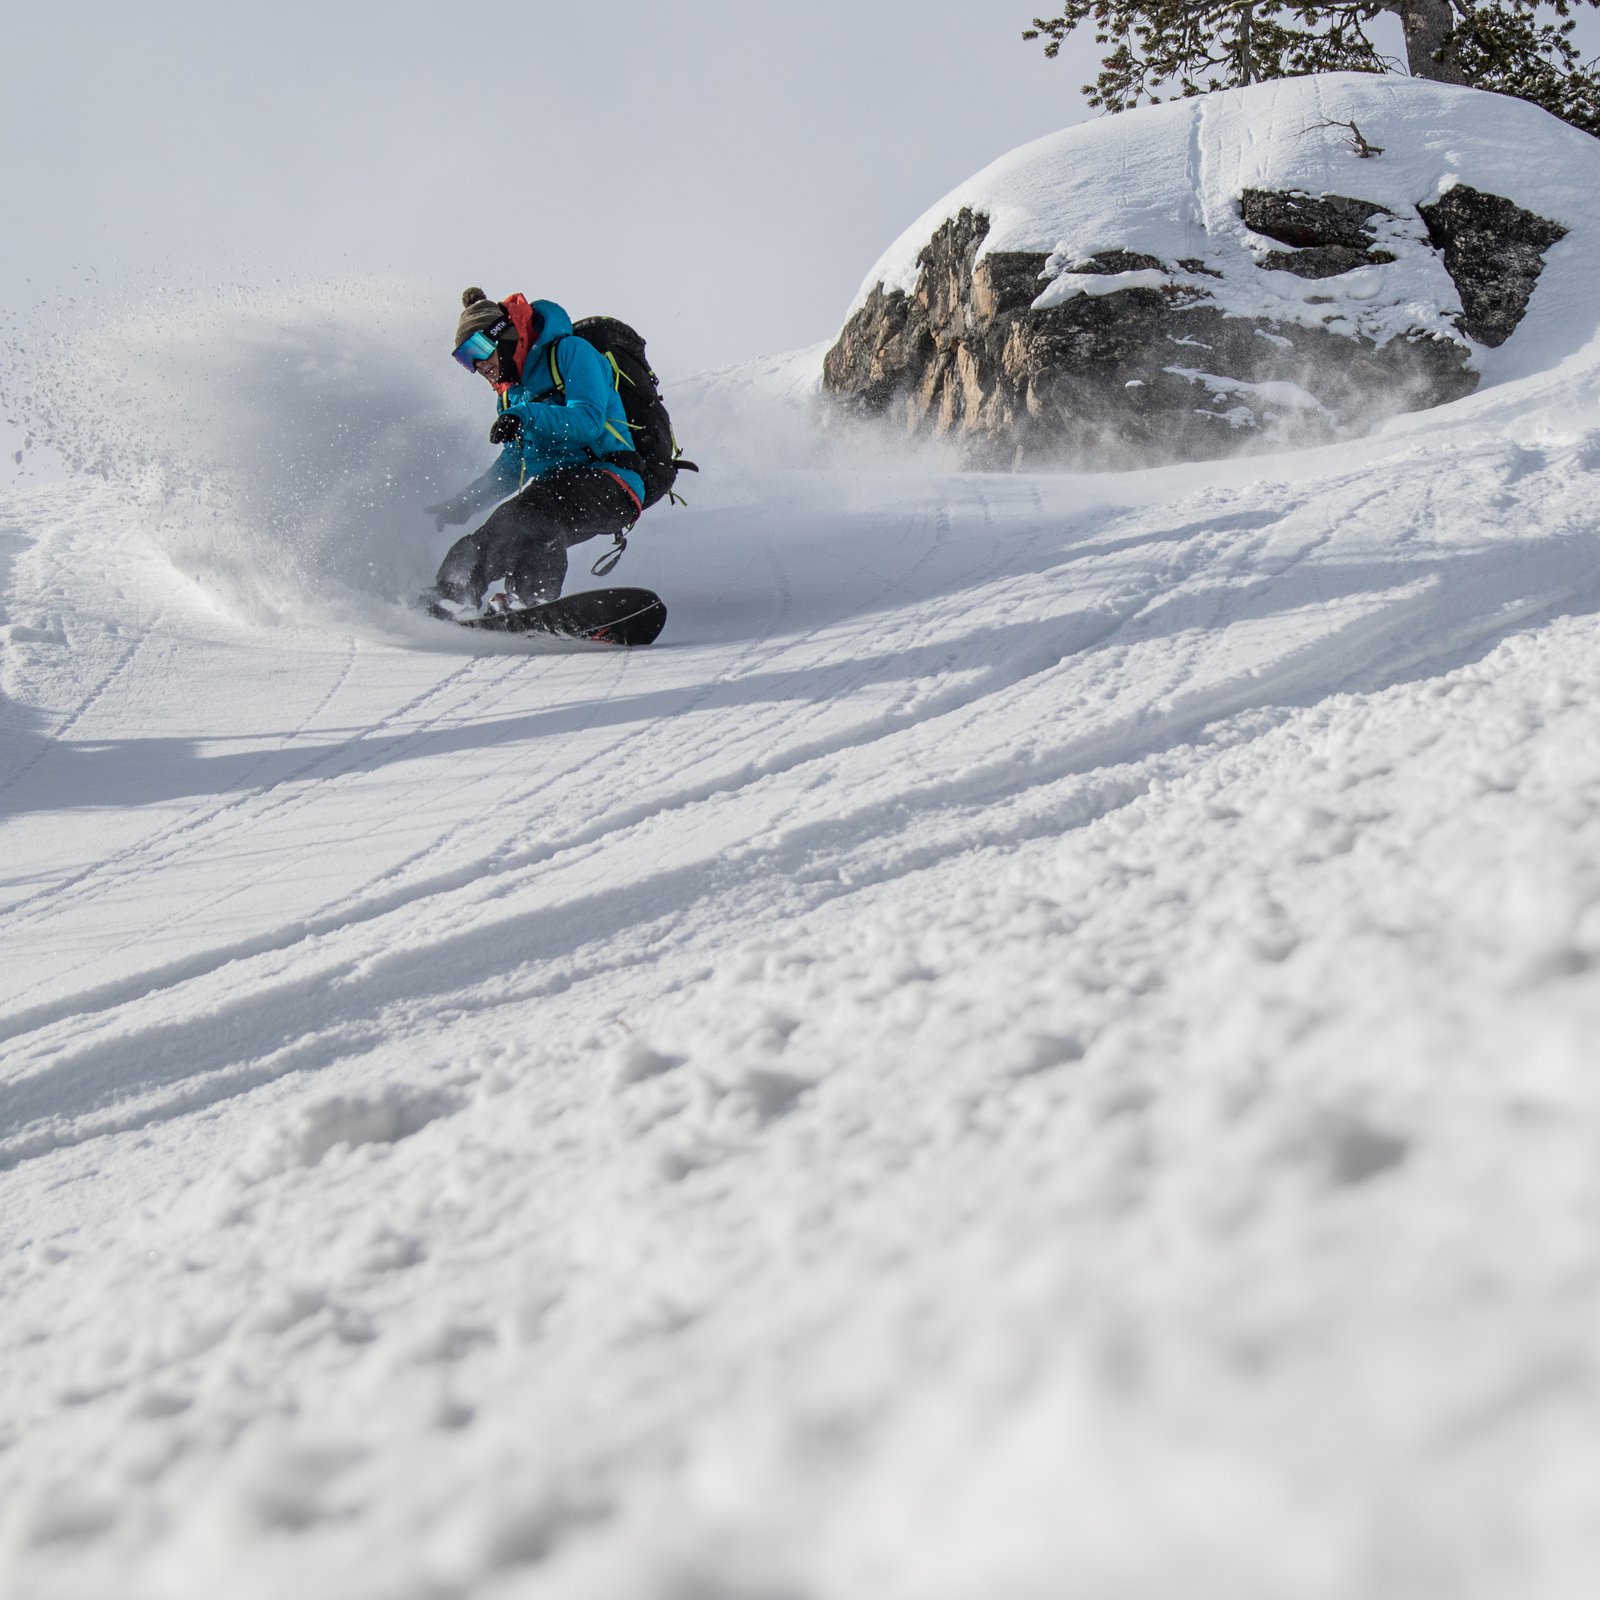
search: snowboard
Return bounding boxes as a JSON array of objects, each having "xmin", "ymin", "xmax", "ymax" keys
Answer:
[{"xmin": 436, "ymin": 587, "xmax": 668, "ymax": 647}]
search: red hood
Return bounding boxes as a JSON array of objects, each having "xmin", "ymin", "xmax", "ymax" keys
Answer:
[{"xmin": 494, "ymin": 293, "xmax": 540, "ymax": 395}]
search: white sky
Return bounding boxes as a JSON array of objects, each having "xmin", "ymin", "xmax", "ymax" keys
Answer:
[
  {"xmin": 2, "ymin": 3, "xmax": 1595, "ymax": 384},
  {"xmin": 2, "ymin": 1, "xmax": 1102, "ymax": 379}
]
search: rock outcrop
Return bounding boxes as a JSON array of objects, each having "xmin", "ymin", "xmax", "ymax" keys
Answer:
[
  {"xmin": 823, "ymin": 184, "xmax": 1567, "ymax": 470},
  {"xmin": 1419, "ymin": 184, "xmax": 1569, "ymax": 346},
  {"xmin": 1239, "ymin": 188, "xmax": 1398, "ymax": 277}
]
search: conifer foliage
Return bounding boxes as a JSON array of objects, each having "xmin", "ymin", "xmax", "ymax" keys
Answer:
[{"xmin": 1022, "ymin": 2, "xmax": 1600, "ymax": 134}]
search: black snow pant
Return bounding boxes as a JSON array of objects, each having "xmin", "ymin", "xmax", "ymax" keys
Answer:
[{"xmin": 434, "ymin": 466, "xmax": 639, "ymax": 609}]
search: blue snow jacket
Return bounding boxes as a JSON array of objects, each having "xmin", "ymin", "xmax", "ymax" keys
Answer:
[{"xmin": 451, "ymin": 298, "xmax": 645, "ymax": 518}]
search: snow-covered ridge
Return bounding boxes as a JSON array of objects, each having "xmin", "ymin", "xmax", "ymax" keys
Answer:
[{"xmin": 849, "ymin": 74, "xmax": 1600, "ymax": 375}]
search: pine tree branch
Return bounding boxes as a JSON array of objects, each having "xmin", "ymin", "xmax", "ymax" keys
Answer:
[
  {"xmin": 1022, "ymin": 1, "xmax": 1600, "ymax": 134},
  {"xmin": 1305, "ymin": 115, "xmax": 1387, "ymax": 153}
]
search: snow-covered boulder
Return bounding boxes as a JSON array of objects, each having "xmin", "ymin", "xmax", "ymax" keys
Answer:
[{"xmin": 823, "ymin": 75, "xmax": 1596, "ymax": 469}]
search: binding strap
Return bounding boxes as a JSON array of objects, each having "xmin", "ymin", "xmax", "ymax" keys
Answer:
[
  {"xmin": 591, "ymin": 533, "xmax": 627, "ymax": 578},
  {"xmin": 591, "ymin": 469, "xmax": 641, "ymax": 578}
]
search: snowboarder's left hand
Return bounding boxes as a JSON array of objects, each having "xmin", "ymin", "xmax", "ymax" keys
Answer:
[
  {"xmin": 425, "ymin": 500, "xmax": 466, "ymax": 533},
  {"xmin": 489, "ymin": 413, "xmax": 523, "ymax": 446}
]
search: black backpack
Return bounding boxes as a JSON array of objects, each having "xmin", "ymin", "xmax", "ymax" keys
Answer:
[{"xmin": 547, "ymin": 316, "xmax": 697, "ymax": 510}]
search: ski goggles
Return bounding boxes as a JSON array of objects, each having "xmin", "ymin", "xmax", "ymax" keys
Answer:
[{"xmin": 451, "ymin": 329, "xmax": 499, "ymax": 371}]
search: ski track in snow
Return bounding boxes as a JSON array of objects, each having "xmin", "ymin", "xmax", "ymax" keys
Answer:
[
  {"xmin": 6, "ymin": 413, "xmax": 1600, "ymax": 1597},
  {"xmin": 7, "ymin": 79, "xmax": 1600, "ymax": 1600}
]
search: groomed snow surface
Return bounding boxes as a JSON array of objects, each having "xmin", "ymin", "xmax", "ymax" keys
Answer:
[{"xmin": 5, "ymin": 76, "xmax": 1600, "ymax": 1599}]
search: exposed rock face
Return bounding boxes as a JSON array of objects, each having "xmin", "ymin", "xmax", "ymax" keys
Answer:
[
  {"xmin": 1420, "ymin": 184, "xmax": 1569, "ymax": 346},
  {"xmin": 1239, "ymin": 189, "xmax": 1389, "ymax": 249},
  {"xmin": 824, "ymin": 185, "xmax": 1567, "ymax": 470},
  {"xmin": 1240, "ymin": 189, "xmax": 1397, "ymax": 278}
]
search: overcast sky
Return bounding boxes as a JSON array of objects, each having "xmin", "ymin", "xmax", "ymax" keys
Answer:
[
  {"xmin": 2, "ymin": 1, "xmax": 1107, "ymax": 379},
  {"xmin": 4, "ymin": 2, "xmax": 1596, "ymax": 385}
]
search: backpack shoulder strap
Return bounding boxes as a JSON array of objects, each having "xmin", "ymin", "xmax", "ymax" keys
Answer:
[
  {"xmin": 545, "ymin": 333, "xmax": 637, "ymax": 455},
  {"xmin": 546, "ymin": 333, "xmax": 625, "ymax": 399}
]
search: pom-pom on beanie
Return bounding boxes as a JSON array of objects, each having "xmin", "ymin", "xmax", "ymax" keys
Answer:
[{"xmin": 455, "ymin": 287, "xmax": 510, "ymax": 347}]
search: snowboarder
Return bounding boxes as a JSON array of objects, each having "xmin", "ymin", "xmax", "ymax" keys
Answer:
[{"xmin": 421, "ymin": 288, "xmax": 647, "ymax": 617}]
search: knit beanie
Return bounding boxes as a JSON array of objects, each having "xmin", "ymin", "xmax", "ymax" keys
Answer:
[{"xmin": 455, "ymin": 287, "xmax": 510, "ymax": 347}]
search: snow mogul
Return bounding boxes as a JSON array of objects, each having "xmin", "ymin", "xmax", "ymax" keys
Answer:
[{"xmin": 421, "ymin": 288, "xmax": 664, "ymax": 619}]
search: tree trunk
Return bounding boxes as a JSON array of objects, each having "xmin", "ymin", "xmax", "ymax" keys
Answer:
[{"xmin": 1386, "ymin": 0, "xmax": 1470, "ymax": 85}]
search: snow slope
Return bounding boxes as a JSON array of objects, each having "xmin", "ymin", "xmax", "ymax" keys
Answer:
[{"xmin": 4, "ymin": 77, "xmax": 1600, "ymax": 1599}]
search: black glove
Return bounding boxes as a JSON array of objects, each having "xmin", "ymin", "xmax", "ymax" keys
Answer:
[
  {"xmin": 489, "ymin": 413, "xmax": 523, "ymax": 446},
  {"xmin": 425, "ymin": 500, "xmax": 466, "ymax": 534}
]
